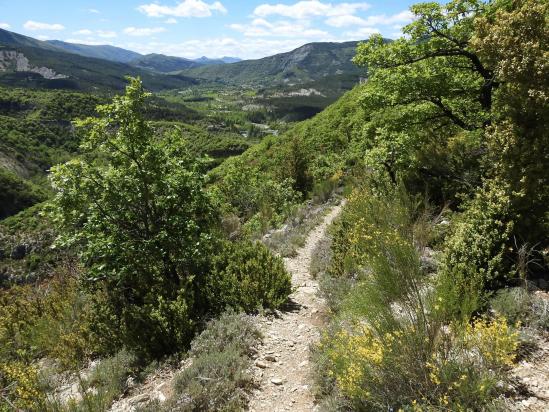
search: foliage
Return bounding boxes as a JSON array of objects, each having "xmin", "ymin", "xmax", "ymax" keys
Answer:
[
  {"xmin": 68, "ymin": 350, "xmax": 137, "ymax": 412},
  {"xmin": 472, "ymin": 0, "xmax": 549, "ymax": 251},
  {"xmin": 316, "ymin": 185, "xmax": 519, "ymax": 410},
  {"xmin": 49, "ymin": 77, "xmax": 220, "ymax": 359},
  {"xmin": 491, "ymin": 288, "xmax": 549, "ymax": 331},
  {"xmin": 437, "ymin": 178, "xmax": 515, "ymax": 320},
  {"xmin": 162, "ymin": 311, "xmax": 260, "ymax": 412},
  {"xmin": 206, "ymin": 240, "xmax": 291, "ymax": 313},
  {"xmin": 0, "ymin": 361, "xmax": 46, "ymax": 411},
  {"xmin": 0, "ymin": 168, "xmax": 47, "ymax": 219},
  {"xmin": 213, "ymin": 158, "xmax": 300, "ymax": 234},
  {"xmin": 0, "ymin": 262, "xmax": 94, "ymax": 368}
]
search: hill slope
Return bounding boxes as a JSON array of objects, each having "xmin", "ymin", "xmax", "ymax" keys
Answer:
[
  {"xmin": 181, "ymin": 41, "xmax": 366, "ymax": 87},
  {"xmin": 0, "ymin": 29, "xmax": 197, "ymax": 91},
  {"xmin": 129, "ymin": 53, "xmax": 201, "ymax": 72},
  {"xmin": 46, "ymin": 40, "xmax": 142, "ymax": 63}
]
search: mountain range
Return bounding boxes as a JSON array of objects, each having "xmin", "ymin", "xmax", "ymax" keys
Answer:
[
  {"xmin": 0, "ymin": 28, "xmax": 368, "ymax": 92},
  {"xmin": 179, "ymin": 41, "xmax": 365, "ymax": 87}
]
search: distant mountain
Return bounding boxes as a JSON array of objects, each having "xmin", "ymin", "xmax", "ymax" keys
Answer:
[
  {"xmin": 46, "ymin": 40, "xmax": 142, "ymax": 63},
  {"xmin": 0, "ymin": 28, "xmax": 197, "ymax": 91},
  {"xmin": 130, "ymin": 55, "xmax": 243, "ymax": 73},
  {"xmin": 219, "ymin": 57, "xmax": 241, "ymax": 64},
  {"xmin": 193, "ymin": 56, "xmax": 241, "ymax": 65},
  {"xmin": 130, "ymin": 53, "xmax": 201, "ymax": 73},
  {"xmin": 0, "ymin": 28, "xmax": 62, "ymax": 52},
  {"xmin": 180, "ymin": 41, "xmax": 368, "ymax": 87}
]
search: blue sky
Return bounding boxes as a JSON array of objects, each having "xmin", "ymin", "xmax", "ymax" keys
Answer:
[{"xmin": 0, "ymin": 0, "xmax": 423, "ymax": 59}]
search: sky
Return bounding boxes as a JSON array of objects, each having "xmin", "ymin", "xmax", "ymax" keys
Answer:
[{"xmin": 0, "ymin": 0, "xmax": 423, "ymax": 59}]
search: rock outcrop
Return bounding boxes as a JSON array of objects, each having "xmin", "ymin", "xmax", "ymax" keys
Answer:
[{"xmin": 0, "ymin": 50, "xmax": 68, "ymax": 79}]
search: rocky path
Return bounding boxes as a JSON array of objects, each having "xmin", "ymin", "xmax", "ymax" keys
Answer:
[{"xmin": 248, "ymin": 202, "xmax": 343, "ymax": 412}]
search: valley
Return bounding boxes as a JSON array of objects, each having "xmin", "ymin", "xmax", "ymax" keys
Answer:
[{"xmin": 0, "ymin": 1, "xmax": 548, "ymax": 411}]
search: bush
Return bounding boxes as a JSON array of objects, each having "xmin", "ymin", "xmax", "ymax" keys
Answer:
[
  {"xmin": 49, "ymin": 78, "xmax": 220, "ymax": 359},
  {"xmin": 163, "ymin": 311, "xmax": 260, "ymax": 412},
  {"xmin": 48, "ymin": 349, "xmax": 138, "ymax": 412},
  {"xmin": 491, "ymin": 287, "xmax": 549, "ymax": 331},
  {"xmin": 0, "ymin": 361, "xmax": 46, "ymax": 411},
  {"xmin": 190, "ymin": 311, "xmax": 261, "ymax": 358},
  {"xmin": 437, "ymin": 179, "xmax": 515, "ymax": 321},
  {"xmin": 315, "ymin": 184, "xmax": 519, "ymax": 410},
  {"xmin": 206, "ymin": 240, "xmax": 292, "ymax": 313}
]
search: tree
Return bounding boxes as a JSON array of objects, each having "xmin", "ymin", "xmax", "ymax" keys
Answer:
[
  {"xmin": 471, "ymin": 0, "xmax": 549, "ymax": 250},
  {"xmin": 355, "ymin": 0, "xmax": 495, "ymax": 130},
  {"xmin": 50, "ymin": 78, "xmax": 219, "ymax": 358},
  {"xmin": 353, "ymin": 1, "xmax": 494, "ymax": 199}
]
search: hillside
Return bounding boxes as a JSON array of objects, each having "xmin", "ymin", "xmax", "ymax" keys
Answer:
[
  {"xmin": 46, "ymin": 40, "xmax": 142, "ymax": 63},
  {"xmin": 129, "ymin": 53, "xmax": 201, "ymax": 73},
  {"xmin": 181, "ymin": 41, "xmax": 367, "ymax": 88},
  {"xmin": 0, "ymin": 28, "xmax": 198, "ymax": 91}
]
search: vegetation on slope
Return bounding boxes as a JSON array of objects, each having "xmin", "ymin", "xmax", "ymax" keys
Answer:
[{"xmin": 0, "ymin": 0, "xmax": 547, "ymax": 409}]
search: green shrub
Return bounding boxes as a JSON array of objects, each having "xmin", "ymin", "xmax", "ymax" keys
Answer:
[
  {"xmin": 206, "ymin": 240, "xmax": 291, "ymax": 313},
  {"xmin": 491, "ymin": 288, "xmax": 549, "ymax": 331},
  {"xmin": 0, "ymin": 168, "xmax": 48, "ymax": 219},
  {"xmin": 315, "ymin": 184, "xmax": 519, "ymax": 410},
  {"xmin": 49, "ymin": 79, "xmax": 220, "ymax": 359},
  {"xmin": 437, "ymin": 179, "xmax": 515, "ymax": 321},
  {"xmin": 57, "ymin": 349, "xmax": 137, "ymax": 412},
  {"xmin": 190, "ymin": 311, "xmax": 261, "ymax": 358},
  {"xmin": 164, "ymin": 311, "xmax": 260, "ymax": 412}
]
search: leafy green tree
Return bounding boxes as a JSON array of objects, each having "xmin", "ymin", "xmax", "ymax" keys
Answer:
[
  {"xmin": 472, "ymin": 0, "xmax": 549, "ymax": 249},
  {"xmin": 353, "ymin": 0, "xmax": 494, "ymax": 194},
  {"xmin": 50, "ymin": 78, "xmax": 219, "ymax": 358}
]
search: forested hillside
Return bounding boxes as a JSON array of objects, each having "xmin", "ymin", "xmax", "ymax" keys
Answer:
[
  {"xmin": 180, "ymin": 41, "xmax": 367, "ymax": 87},
  {"xmin": 0, "ymin": 0, "xmax": 547, "ymax": 411}
]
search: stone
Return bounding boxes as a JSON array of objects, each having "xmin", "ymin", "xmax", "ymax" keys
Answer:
[
  {"xmin": 271, "ymin": 378, "xmax": 283, "ymax": 385},
  {"xmin": 130, "ymin": 393, "xmax": 150, "ymax": 405},
  {"xmin": 255, "ymin": 360, "xmax": 268, "ymax": 369},
  {"xmin": 264, "ymin": 355, "xmax": 277, "ymax": 362}
]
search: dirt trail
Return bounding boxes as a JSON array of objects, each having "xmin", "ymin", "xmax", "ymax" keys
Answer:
[{"xmin": 248, "ymin": 202, "xmax": 343, "ymax": 412}]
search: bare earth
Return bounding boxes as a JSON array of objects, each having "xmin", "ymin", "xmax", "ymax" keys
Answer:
[{"xmin": 248, "ymin": 203, "xmax": 343, "ymax": 412}]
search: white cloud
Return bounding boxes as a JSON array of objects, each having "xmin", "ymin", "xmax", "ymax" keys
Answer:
[
  {"xmin": 253, "ymin": 1, "xmax": 370, "ymax": 20},
  {"xmin": 73, "ymin": 29, "xmax": 93, "ymax": 35},
  {"xmin": 36, "ymin": 34, "xmax": 51, "ymax": 40},
  {"xmin": 327, "ymin": 10, "xmax": 414, "ymax": 27},
  {"xmin": 123, "ymin": 36, "xmax": 342, "ymax": 60},
  {"xmin": 165, "ymin": 18, "xmax": 178, "ymax": 24},
  {"xmin": 97, "ymin": 30, "xmax": 117, "ymax": 38},
  {"xmin": 324, "ymin": 14, "xmax": 367, "ymax": 27},
  {"xmin": 138, "ymin": 0, "xmax": 227, "ymax": 18},
  {"xmin": 230, "ymin": 18, "xmax": 327, "ymax": 38},
  {"xmin": 23, "ymin": 20, "xmax": 65, "ymax": 31},
  {"xmin": 64, "ymin": 38, "xmax": 111, "ymax": 46},
  {"xmin": 344, "ymin": 26, "xmax": 380, "ymax": 38},
  {"xmin": 0, "ymin": 22, "xmax": 11, "ymax": 30},
  {"xmin": 88, "ymin": 8, "xmax": 100, "ymax": 14},
  {"xmin": 123, "ymin": 26, "xmax": 167, "ymax": 36}
]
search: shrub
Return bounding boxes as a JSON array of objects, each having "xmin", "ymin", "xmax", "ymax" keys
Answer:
[
  {"xmin": 163, "ymin": 311, "xmax": 260, "ymax": 412},
  {"xmin": 437, "ymin": 179, "xmax": 515, "ymax": 321},
  {"xmin": 206, "ymin": 240, "xmax": 291, "ymax": 313},
  {"xmin": 491, "ymin": 288, "xmax": 549, "ymax": 331},
  {"xmin": 75, "ymin": 349, "xmax": 137, "ymax": 412},
  {"xmin": 49, "ymin": 78, "xmax": 220, "ymax": 359},
  {"xmin": 190, "ymin": 311, "xmax": 261, "ymax": 358},
  {"xmin": 0, "ymin": 361, "xmax": 46, "ymax": 411},
  {"xmin": 315, "ymin": 184, "xmax": 519, "ymax": 410}
]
